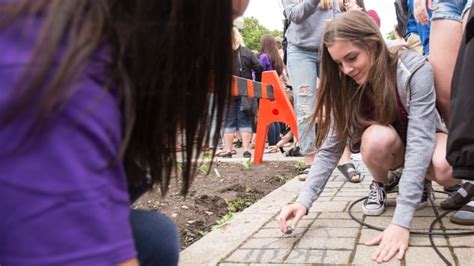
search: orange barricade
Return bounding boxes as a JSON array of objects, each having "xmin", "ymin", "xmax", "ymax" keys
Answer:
[{"xmin": 231, "ymin": 71, "xmax": 298, "ymax": 164}]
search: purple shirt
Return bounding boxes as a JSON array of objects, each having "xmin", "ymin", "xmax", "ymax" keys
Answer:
[
  {"xmin": 0, "ymin": 15, "xmax": 136, "ymax": 265},
  {"xmin": 259, "ymin": 53, "xmax": 274, "ymax": 72}
]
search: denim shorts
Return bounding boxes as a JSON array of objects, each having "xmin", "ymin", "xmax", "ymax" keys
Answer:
[
  {"xmin": 223, "ymin": 97, "xmax": 253, "ymax": 133},
  {"xmin": 431, "ymin": 0, "xmax": 472, "ymax": 22}
]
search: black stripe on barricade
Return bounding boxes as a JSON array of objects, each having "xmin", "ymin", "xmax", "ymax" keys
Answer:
[
  {"xmin": 266, "ymin": 85, "xmax": 275, "ymax": 100},
  {"xmin": 237, "ymin": 77, "xmax": 248, "ymax": 97},
  {"xmin": 253, "ymin": 81, "xmax": 262, "ymax": 98}
]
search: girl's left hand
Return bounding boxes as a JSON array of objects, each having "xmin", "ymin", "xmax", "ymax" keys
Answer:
[{"xmin": 365, "ymin": 224, "xmax": 409, "ymax": 263}]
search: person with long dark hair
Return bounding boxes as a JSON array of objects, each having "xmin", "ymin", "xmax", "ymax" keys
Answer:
[
  {"xmin": 258, "ymin": 34, "xmax": 285, "ymax": 150},
  {"xmin": 0, "ymin": 0, "xmax": 249, "ymax": 265},
  {"xmin": 259, "ymin": 34, "xmax": 285, "ymax": 76}
]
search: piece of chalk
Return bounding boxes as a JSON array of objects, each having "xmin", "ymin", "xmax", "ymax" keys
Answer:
[{"xmin": 285, "ymin": 225, "xmax": 293, "ymax": 235}]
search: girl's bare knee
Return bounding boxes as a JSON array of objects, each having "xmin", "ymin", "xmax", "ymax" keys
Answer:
[{"xmin": 361, "ymin": 125, "xmax": 397, "ymax": 156}]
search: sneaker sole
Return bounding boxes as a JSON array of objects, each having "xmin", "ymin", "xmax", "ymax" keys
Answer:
[
  {"xmin": 440, "ymin": 200, "xmax": 472, "ymax": 210},
  {"xmin": 450, "ymin": 215, "xmax": 474, "ymax": 225},
  {"xmin": 416, "ymin": 201, "xmax": 428, "ymax": 210},
  {"xmin": 362, "ymin": 205, "xmax": 385, "ymax": 216}
]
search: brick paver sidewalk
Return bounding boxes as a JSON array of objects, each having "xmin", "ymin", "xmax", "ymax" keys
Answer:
[{"xmin": 180, "ymin": 155, "xmax": 474, "ymax": 265}]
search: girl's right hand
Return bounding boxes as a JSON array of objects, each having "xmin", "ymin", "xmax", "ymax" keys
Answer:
[{"xmin": 277, "ymin": 203, "xmax": 307, "ymax": 234}]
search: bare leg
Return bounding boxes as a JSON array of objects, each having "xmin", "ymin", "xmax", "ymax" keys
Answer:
[
  {"xmin": 224, "ymin": 132, "xmax": 234, "ymax": 153},
  {"xmin": 426, "ymin": 133, "xmax": 461, "ymax": 187},
  {"xmin": 463, "ymin": 9, "xmax": 471, "ymax": 30},
  {"xmin": 338, "ymin": 145, "xmax": 352, "ymax": 165},
  {"xmin": 360, "ymin": 125, "xmax": 405, "ymax": 184},
  {"xmin": 276, "ymin": 131, "xmax": 293, "ymax": 147},
  {"xmin": 241, "ymin": 132, "xmax": 252, "ymax": 152},
  {"xmin": 304, "ymin": 154, "xmax": 315, "ymax": 166},
  {"xmin": 250, "ymin": 132, "xmax": 256, "ymax": 148},
  {"xmin": 429, "ymin": 19, "xmax": 464, "ymax": 121},
  {"xmin": 360, "ymin": 125, "xmax": 405, "ymax": 216}
]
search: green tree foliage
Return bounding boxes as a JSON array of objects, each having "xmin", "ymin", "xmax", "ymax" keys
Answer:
[
  {"xmin": 386, "ymin": 31, "xmax": 396, "ymax": 40},
  {"xmin": 240, "ymin": 17, "xmax": 283, "ymax": 52}
]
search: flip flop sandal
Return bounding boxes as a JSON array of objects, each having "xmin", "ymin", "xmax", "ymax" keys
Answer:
[
  {"xmin": 216, "ymin": 149, "xmax": 237, "ymax": 157},
  {"xmin": 450, "ymin": 201, "xmax": 474, "ymax": 225},
  {"xmin": 337, "ymin": 163, "xmax": 363, "ymax": 183},
  {"xmin": 215, "ymin": 150, "xmax": 226, "ymax": 157},
  {"xmin": 264, "ymin": 146, "xmax": 280, "ymax": 153}
]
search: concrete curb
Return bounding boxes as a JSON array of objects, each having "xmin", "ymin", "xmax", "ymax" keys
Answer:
[{"xmin": 179, "ymin": 176, "xmax": 302, "ymax": 266}]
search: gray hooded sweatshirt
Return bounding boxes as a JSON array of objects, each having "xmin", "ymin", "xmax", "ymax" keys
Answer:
[
  {"xmin": 283, "ymin": 0, "xmax": 339, "ymax": 51},
  {"xmin": 296, "ymin": 50, "xmax": 443, "ymax": 229}
]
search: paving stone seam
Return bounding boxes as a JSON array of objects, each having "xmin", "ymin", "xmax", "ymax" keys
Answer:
[
  {"xmin": 351, "ymin": 201, "xmax": 461, "ymax": 265},
  {"xmin": 228, "ymin": 247, "xmax": 356, "ymax": 251},
  {"xmin": 218, "ymin": 197, "xmax": 299, "ymax": 264},
  {"xmin": 428, "ymin": 200, "xmax": 459, "ymax": 265},
  {"xmin": 281, "ymin": 212, "xmax": 321, "ymax": 263},
  {"xmin": 185, "ymin": 156, "xmax": 473, "ymax": 265},
  {"xmin": 347, "ymin": 221, "xmax": 363, "ymax": 264},
  {"xmin": 359, "ymin": 215, "xmax": 408, "ymax": 265}
]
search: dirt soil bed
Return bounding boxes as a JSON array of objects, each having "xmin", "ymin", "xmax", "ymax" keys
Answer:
[{"xmin": 132, "ymin": 161, "xmax": 298, "ymax": 249}]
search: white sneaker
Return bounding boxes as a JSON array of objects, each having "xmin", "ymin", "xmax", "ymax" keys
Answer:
[{"xmin": 363, "ymin": 181, "xmax": 387, "ymax": 216}]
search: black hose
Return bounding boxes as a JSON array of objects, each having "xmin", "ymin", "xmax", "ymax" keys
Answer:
[
  {"xmin": 347, "ymin": 190, "xmax": 474, "ymax": 264},
  {"xmin": 428, "ymin": 209, "xmax": 453, "ymax": 266}
]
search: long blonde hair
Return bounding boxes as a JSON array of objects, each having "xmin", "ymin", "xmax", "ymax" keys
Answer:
[
  {"xmin": 232, "ymin": 27, "xmax": 245, "ymax": 50},
  {"xmin": 315, "ymin": 10, "xmax": 399, "ymax": 147}
]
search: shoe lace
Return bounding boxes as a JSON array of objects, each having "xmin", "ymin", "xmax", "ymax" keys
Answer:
[{"xmin": 367, "ymin": 183, "xmax": 383, "ymax": 203}]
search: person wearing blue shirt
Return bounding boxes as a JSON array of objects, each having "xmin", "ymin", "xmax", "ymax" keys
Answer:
[{"xmin": 405, "ymin": 0, "xmax": 431, "ymax": 56}]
